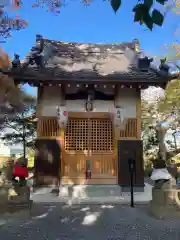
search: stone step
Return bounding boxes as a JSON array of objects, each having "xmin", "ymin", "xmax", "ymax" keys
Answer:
[
  {"xmin": 59, "ymin": 184, "xmax": 152, "ymax": 200},
  {"xmin": 7, "ymin": 199, "xmax": 33, "ymax": 213},
  {"xmin": 59, "ymin": 184, "xmax": 122, "ymax": 198},
  {"xmin": 30, "ymin": 183, "xmax": 152, "ymax": 204}
]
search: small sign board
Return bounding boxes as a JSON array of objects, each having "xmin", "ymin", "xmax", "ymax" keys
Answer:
[
  {"xmin": 114, "ymin": 108, "xmax": 125, "ymax": 127},
  {"xmin": 56, "ymin": 106, "xmax": 68, "ymax": 128}
]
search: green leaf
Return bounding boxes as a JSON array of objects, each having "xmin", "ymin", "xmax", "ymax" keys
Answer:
[
  {"xmin": 143, "ymin": 12, "xmax": 153, "ymax": 30},
  {"xmin": 152, "ymin": 9, "xmax": 164, "ymax": 26},
  {"xmin": 144, "ymin": 0, "xmax": 153, "ymax": 9},
  {"xmin": 133, "ymin": 3, "xmax": 144, "ymax": 12},
  {"xmin": 155, "ymin": 0, "xmax": 167, "ymax": 5},
  {"xmin": 133, "ymin": 4, "xmax": 145, "ymax": 23},
  {"xmin": 111, "ymin": 0, "xmax": 121, "ymax": 13},
  {"xmin": 134, "ymin": 10, "xmax": 142, "ymax": 22},
  {"xmin": 136, "ymin": 4, "xmax": 153, "ymax": 30}
]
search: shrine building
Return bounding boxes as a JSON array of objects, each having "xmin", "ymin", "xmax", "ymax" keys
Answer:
[{"xmin": 1, "ymin": 35, "xmax": 178, "ymax": 189}]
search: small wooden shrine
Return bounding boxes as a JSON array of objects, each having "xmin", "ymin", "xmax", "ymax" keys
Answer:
[{"xmin": 1, "ymin": 35, "xmax": 178, "ymax": 188}]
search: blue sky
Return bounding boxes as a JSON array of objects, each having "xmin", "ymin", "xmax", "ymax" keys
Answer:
[{"xmin": 2, "ymin": 0, "xmax": 180, "ymax": 96}]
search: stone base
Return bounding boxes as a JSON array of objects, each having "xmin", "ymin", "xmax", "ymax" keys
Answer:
[
  {"xmin": 9, "ymin": 185, "xmax": 30, "ymax": 202},
  {"xmin": 0, "ymin": 185, "xmax": 32, "ymax": 214},
  {"xmin": 120, "ymin": 185, "xmax": 145, "ymax": 193},
  {"xmin": 8, "ymin": 186, "xmax": 32, "ymax": 211},
  {"xmin": 149, "ymin": 200, "xmax": 180, "ymax": 219},
  {"xmin": 149, "ymin": 184, "xmax": 180, "ymax": 219},
  {"xmin": 8, "ymin": 200, "xmax": 33, "ymax": 213},
  {"xmin": 0, "ymin": 187, "xmax": 8, "ymax": 214}
]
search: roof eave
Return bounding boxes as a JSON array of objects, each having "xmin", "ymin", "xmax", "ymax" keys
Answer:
[{"xmin": 0, "ymin": 67, "xmax": 170, "ymax": 87}]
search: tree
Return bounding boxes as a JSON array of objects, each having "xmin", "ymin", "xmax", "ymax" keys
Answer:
[
  {"xmin": 142, "ymin": 79, "xmax": 180, "ymax": 163},
  {"xmin": 0, "ymin": 49, "xmax": 28, "ymax": 126},
  {"xmin": 155, "ymin": 43, "xmax": 180, "ymax": 64},
  {"xmin": 0, "ymin": 3, "xmax": 28, "ymax": 42},
  {"xmin": 1, "ymin": 93, "xmax": 37, "ymax": 158}
]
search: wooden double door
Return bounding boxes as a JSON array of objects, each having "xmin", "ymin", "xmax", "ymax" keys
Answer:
[{"xmin": 62, "ymin": 117, "xmax": 115, "ymax": 184}]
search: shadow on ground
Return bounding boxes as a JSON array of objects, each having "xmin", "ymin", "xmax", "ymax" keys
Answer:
[{"xmin": 1, "ymin": 202, "xmax": 180, "ymax": 240}]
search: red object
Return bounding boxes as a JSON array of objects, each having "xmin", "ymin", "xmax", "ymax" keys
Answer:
[
  {"xmin": 85, "ymin": 169, "xmax": 91, "ymax": 180},
  {"xmin": 13, "ymin": 166, "xmax": 29, "ymax": 178},
  {"xmin": 63, "ymin": 111, "xmax": 68, "ymax": 117}
]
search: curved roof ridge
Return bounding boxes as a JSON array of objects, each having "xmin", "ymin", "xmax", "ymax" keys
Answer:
[{"xmin": 43, "ymin": 38, "xmax": 137, "ymax": 51}]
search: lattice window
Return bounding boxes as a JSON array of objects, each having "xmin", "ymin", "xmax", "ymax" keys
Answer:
[
  {"xmin": 90, "ymin": 119, "xmax": 113, "ymax": 152},
  {"xmin": 65, "ymin": 119, "xmax": 88, "ymax": 151},
  {"xmin": 119, "ymin": 119, "xmax": 137, "ymax": 138},
  {"xmin": 37, "ymin": 118, "xmax": 59, "ymax": 137},
  {"xmin": 37, "ymin": 117, "xmax": 137, "ymax": 142},
  {"xmin": 65, "ymin": 118, "xmax": 113, "ymax": 152}
]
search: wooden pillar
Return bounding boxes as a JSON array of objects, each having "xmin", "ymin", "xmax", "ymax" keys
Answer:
[
  {"xmin": 36, "ymin": 87, "xmax": 43, "ymax": 118},
  {"xmin": 136, "ymin": 88, "xmax": 141, "ymax": 140},
  {"xmin": 117, "ymin": 139, "xmax": 144, "ymax": 191},
  {"xmin": 34, "ymin": 117, "xmax": 61, "ymax": 188},
  {"xmin": 114, "ymin": 86, "xmax": 144, "ymax": 189}
]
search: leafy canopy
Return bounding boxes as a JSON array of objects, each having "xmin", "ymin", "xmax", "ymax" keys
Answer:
[
  {"xmin": 1, "ymin": 92, "xmax": 37, "ymax": 148},
  {"xmin": 111, "ymin": 0, "xmax": 168, "ymax": 30},
  {"xmin": 142, "ymin": 80, "xmax": 180, "ymax": 161}
]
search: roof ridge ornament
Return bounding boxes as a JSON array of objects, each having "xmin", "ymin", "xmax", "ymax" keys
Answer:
[
  {"xmin": 12, "ymin": 53, "xmax": 20, "ymax": 68},
  {"xmin": 21, "ymin": 35, "xmax": 45, "ymax": 69},
  {"xmin": 133, "ymin": 39, "xmax": 140, "ymax": 53},
  {"xmin": 138, "ymin": 56, "xmax": 153, "ymax": 72},
  {"xmin": 159, "ymin": 57, "xmax": 170, "ymax": 75}
]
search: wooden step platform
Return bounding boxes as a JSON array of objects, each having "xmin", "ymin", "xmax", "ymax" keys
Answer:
[{"xmin": 61, "ymin": 174, "xmax": 116, "ymax": 185}]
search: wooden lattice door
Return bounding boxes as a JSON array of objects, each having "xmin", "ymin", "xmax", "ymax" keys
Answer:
[
  {"xmin": 64, "ymin": 118, "xmax": 114, "ymax": 180},
  {"xmin": 89, "ymin": 119, "xmax": 114, "ymax": 176}
]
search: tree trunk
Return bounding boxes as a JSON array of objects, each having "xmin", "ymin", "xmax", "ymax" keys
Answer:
[
  {"xmin": 156, "ymin": 127, "xmax": 168, "ymax": 162},
  {"xmin": 22, "ymin": 123, "xmax": 26, "ymax": 159}
]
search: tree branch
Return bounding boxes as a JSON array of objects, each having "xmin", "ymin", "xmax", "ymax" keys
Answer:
[{"xmin": 3, "ymin": 122, "xmax": 21, "ymax": 134}]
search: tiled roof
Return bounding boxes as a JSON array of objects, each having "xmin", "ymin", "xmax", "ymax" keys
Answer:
[
  {"xmin": 27, "ymin": 39, "xmax": 142, "ymax": 77},
  {"xmin": 1, "ymin": 38, "xmax": 179, "ymax": 84}
]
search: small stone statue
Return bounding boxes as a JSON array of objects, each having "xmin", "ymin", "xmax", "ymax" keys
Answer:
[
  {"xmin": 1, "ymin": 158, "xmax": 14, "ymax": 184},
  {"xmin": 12, "ymin": 54, "xmax": 21, "ymax": 68},
  {"xmin": 22, "ymin": 34, "xmax": 44, "ymax": 68},
  {"xmin": 149, "ymin": 155, "xmax": 180, "ymax": 219},
  {"xmin": 13, "ymin": 157, "xmax": 28, "ymax": 187},
  {"xmin": 151, "ymin": 158, "xmax": 172, "ymax": 189}
]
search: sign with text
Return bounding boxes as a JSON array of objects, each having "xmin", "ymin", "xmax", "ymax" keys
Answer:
[
  {"xmin": 113, "ymin": 107, "xmax": 126, "ymax": 130},
  {"xmin": 115, "ymin": 107, "xmax": 124, "ymax": 122},
  {"xmin": 56, "ymin": 106, "xmax": 68, "ymax": 128}
]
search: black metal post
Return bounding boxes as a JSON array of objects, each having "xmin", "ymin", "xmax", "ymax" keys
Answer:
[
  {"xmin": 130, "ymin": 169, "xmax": 134, "ymax": 207},
  {"xmin": 22, "ymin": 122, "xmax": 26, "ymax": 159},
  {"xmin": 128, "ymin": 159, "xmax": 135, "ymax": 208}
]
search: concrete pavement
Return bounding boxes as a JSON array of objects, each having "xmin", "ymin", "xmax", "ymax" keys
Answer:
[
  {"xmin": 30, "ymin": 183, "xmax": 153, "ymax": 204},
  {"xmin": 1, "ymin": 203, "xmax": 180, "ymax": 239}
]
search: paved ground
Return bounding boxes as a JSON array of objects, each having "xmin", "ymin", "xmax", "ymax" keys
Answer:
[
  {"xmin": 1, "ymin": 202, "xmax": 180, "ymax": 239},
  {"xmin": 2, "ymin": 178, "xmax": 179, "ymax": 239},
  {"xmin": 31, "ymin": 183, "xmax": 152, "ymax": 204}
]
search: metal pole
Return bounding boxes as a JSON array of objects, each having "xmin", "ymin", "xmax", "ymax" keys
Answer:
[
  {"xmin": 22, "ymin": 121, "xmax": 26, "ymax": 159},
  {"xmin": 130, "ymin": 169, "xmax": 134, "ymax": 207},
  {"xmin": 173, "ymin": 132, "xmax": 177, "ymax": 152}
]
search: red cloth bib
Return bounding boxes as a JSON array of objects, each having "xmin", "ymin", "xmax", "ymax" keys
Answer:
[{"xmin": 13, "ymin": 166, "xmax": 29, "ymax": 178}]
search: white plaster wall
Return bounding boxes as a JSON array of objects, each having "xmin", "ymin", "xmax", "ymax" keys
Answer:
[
  {"xmin": 41, "ymin": 86, "xmax": 64, "ymax": 116},
  {"xmin": 40, "ymin": 86, "xmax": 137, "ymax": 118},
  {"xmin": 66, "ymin": 100, "xmax": 114, "ymax": 112},
  {"xmin": 115, "ymin": 88, "xmax": 137, "ymax": 118}
]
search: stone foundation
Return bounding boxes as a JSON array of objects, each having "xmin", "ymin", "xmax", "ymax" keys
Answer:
[
  {"xmin": 149, "ymin": 180, "xmax": 180, "ymax": 219},
  {"xmin": 0, "ymin": 185, "xmax": 32, "ymax": 214}
]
